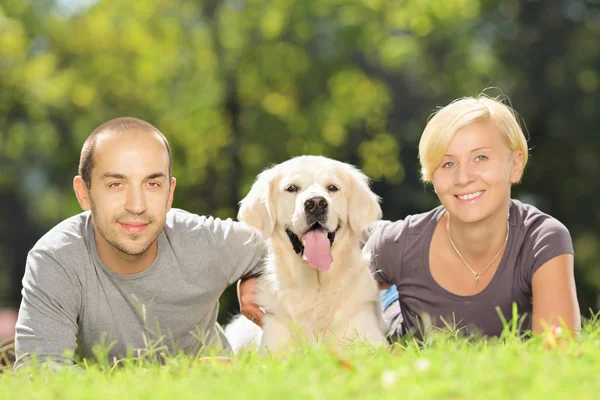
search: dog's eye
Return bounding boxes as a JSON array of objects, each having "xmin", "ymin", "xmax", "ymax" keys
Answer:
[
  {"xmin": 285, "ymin": 185, "xmax": 299, "ymax": 193},
  {"xmin": 327, "ymin": 185, "xmax": 339, "ymax": 192}
]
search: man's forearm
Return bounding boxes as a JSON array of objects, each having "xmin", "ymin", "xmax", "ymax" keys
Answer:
[{"xmin": 14, "ymin": 353, "xmax": 81, "ymax": 373}]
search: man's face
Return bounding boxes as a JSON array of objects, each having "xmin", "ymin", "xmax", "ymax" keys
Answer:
[{"xmin": 84, "ymin": 131, "xmax": 175, "ymax": 257}]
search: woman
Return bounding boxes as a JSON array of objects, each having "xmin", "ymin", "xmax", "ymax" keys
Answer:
[{"xmin": 368, "ymin": 95, "xmax": 580, "ymax": 339}]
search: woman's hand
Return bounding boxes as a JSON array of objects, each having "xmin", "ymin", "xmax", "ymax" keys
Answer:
[{"xmin": 237, "ymin": 277, "xmax": 264, "ymax": 327}]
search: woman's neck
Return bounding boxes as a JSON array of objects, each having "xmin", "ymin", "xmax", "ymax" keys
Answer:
[{"xmin": 444, "ymin": 205, "xmax": 510, "ymax": 262}]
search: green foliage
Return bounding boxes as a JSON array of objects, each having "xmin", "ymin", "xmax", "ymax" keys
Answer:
[
  {"xmin": 3, "ymin": 317, "xmax": 600, "ymax": 399},
  {"xmin": 1, "ymin": 0, "xmax": 599, "ymax": 313}
]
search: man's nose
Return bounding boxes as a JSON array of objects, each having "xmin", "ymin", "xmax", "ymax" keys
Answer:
[{"xmin": 124, "ymin": 186, "xmax": 147, "ymax": 214}]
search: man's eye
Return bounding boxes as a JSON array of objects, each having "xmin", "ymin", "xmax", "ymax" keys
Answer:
[
  {"xmin": 285, "ymin": 185, "xmax": 299, "ymax": 193},
  {"xmin": 108, "ymin": 182, "xmax": 124, "ymax": 188},
  {"xmin": 148, "ymin": 182, "xmax": 161, "ymax": 188},
  {"xmin": 327, "ymin": 185, "xmax": 339, "ymax": 192}
]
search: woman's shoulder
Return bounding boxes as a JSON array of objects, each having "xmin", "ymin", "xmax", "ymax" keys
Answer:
[
  {"xmin": 370, "ymin": 206, "xmax": 444, "ymax": 244},
  {"xmin": 405, "ymin": 205, "xmax": 445, "ymax": 231},
  {"xmin": 510, "ymin": 200, "xmax": 574, "ymax": 279},
  {"xmin": 510, "ymin": 199, "xmax": 570, "ymax": 235},
  {"xmin": 510, "ymin": 199, "xmax": 573, "ymax": 261}
]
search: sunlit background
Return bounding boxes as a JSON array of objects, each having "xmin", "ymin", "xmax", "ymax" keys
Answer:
[{"xmin": 1, "ymin": 0, "xmax": 599, "ymax": 327}]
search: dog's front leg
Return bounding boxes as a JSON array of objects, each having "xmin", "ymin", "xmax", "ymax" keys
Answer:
[
  {"xmin": 260, "ymin": 314, "xmax": 298, "ymax": 355},
  {"xmin": 345, "ymin": 305, "xmax": 387, "ymax": 345}
]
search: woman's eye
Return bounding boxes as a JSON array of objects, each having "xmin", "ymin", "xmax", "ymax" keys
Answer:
[
  {"xmin": 327, "ymin": 185, "xmax": 339, "ymax": 192},
  {"xmin": 476, "ymin": 155, "xmax": 488, "ymax": 162},
  {"xmin": 285, "ymin": 185, "xmax": 298, "ymax": 193},
  {"xmin": 442, "ymin": 161, "xmax": 456, "ymax": 168}
]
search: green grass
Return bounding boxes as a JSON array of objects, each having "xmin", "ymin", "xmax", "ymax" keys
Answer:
[{"xmin": 2, "ymin": 316, "xmax": 599, "ymax": 400}]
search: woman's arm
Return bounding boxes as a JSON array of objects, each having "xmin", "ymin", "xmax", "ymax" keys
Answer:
[{"xmin": 531, "ymin": 254, "xmax": 581, "ymax": 334}]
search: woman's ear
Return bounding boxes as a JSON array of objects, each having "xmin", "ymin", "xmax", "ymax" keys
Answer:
[{"xmin": 510, "ymin": 150, "xmax": 524, "ymax": 184}]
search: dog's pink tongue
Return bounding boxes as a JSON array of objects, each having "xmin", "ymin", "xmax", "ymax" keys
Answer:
[{"xmin": 302, "ymin": 230, "xmax": 333, "ymax": 272}]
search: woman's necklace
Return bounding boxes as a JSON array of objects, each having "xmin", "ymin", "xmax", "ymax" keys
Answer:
[{"xmin": 447, "ymin": 214, "xmax": 509, "ymax": 284}]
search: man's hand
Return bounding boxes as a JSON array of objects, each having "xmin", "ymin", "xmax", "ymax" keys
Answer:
[{"xmin": 237, "ymin": 277, "xmax": 264, "ymax": 327}]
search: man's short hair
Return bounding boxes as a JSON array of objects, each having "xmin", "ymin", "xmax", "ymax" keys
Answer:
[{"xmin": 78, "ymin": 117, "xmax": 172, "ymax": 189}]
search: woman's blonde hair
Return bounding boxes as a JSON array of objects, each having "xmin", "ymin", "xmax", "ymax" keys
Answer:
[{"xmin": 418, "ymin": 95, "xmax": 529, "ymax": 182}]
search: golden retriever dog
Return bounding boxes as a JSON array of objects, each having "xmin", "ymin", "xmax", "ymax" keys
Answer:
[{"xmin": 226, "ymin": 155, "xmax": 387, "ymax": 353}]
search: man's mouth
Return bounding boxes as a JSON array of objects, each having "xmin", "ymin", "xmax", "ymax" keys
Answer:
[
  {"xmin": 286, "ymin": 223, "xmax": 338, "ymax": 272},
  {"xmin": 119, "ymin": 221, "xmax": 150, "ymax": 233}
]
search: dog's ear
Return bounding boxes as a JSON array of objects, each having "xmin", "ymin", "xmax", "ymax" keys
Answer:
[
  {"xmin": 347, "ymin": 167, "xmax": 382, "ymax": 235},
  {"xmin": 238, "ymin": 168, "xmax": 278, "ymax": 239}
]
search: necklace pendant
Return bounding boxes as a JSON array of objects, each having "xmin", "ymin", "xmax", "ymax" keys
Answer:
[{"xmin": 475, "ymin": 274, "xmax": 480, "ymax": 284}]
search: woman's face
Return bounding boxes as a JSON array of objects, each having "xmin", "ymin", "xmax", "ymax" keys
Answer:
[{"xmin": 431, "ymin": 121, "xmax": 523, "ymax": 224}]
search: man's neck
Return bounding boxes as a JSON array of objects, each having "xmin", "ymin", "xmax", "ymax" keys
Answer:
[{"xmin": 94, "ymin": 230, "xmax": 158, "ymax": 275}]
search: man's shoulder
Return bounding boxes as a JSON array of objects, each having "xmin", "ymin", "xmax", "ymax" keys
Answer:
[
  {"xmin": 165, "ymin": 208, "xmax": 209, "ymax": 232},
  {"xmin": 164, "ymin": 208, "xmax": 261, "ymax": 247},
  {"xmin": 165, "ymin": 208, "xmax": 233, "ymax": 234},
  {"xmin": 32, "ymin": 211, "xmax": 91, "ymax": 257}
]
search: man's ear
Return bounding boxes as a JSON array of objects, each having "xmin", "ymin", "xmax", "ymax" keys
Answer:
[
  {"xmin": 73, "ymin": 176, "xmax": 91, "ymax": 211},
  {"xmin": 510, "ymin": 150, "xmax": 524, "ymax": 184},
  {"xmin": 347, "ymin": 167, "xmax": 382, "ymax": 235},
  {"xmin": 167, "ymin": 177, "xmax": 177, "ymax": 211},
  {"xmin": 238, "ymin": 168, "xmax": 277, "ymax": 239}
]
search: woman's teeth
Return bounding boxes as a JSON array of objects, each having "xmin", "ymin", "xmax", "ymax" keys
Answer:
[{"xmin": 457, "ymin": 191, "xmax": 483, "ymax": 200}]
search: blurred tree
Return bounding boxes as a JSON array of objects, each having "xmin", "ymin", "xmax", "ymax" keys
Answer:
[{"xmin": 0, "ymin": 0, "xmax": 598, "ymax": 319}]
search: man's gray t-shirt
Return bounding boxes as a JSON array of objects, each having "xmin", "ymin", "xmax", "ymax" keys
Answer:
[
  {"xmin": 366, "ymin": 200, "xmax": 574, "ymax": 338},
  {"xmin": 15, "ymin": 208, "xmax": 264, "ymax": 370}
]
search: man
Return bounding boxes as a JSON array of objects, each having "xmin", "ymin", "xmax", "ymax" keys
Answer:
[{"xmin": 14, "ymin": 117, "xmax": 264, "ymax": 371}]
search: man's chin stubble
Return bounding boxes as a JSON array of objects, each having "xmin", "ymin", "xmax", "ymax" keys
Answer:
[
  {"xmin": 111, "ymin": 240, "xmax": 154, "ymax": 258},
  {"xmin": 104, "ymin": 229, "xmax": 159, "ymax": 258}
]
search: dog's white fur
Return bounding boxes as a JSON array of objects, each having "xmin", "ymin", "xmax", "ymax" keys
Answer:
[{"xmin": 225, "ymin": 156, "xmax": 387, "ymax": 353}]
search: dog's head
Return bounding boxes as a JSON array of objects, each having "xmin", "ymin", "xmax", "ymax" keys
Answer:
[{"xmin": 238, "ymin": 156, "xmax": 382, "ymax": 272}]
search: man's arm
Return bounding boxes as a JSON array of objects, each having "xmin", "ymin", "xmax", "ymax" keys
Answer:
[
  {"xmin": 208, "ymin": 218, "xmax": 266, "ymax": 285},
  {"xmin": 206, "ymin": 218, "xmax": 266, "ymax": 327},
  {"xmin": 531, "ymin": 254, "xmax": 581, "ymax": 335},
  {"xmin": 14, "ymin": 248, "xmax": 81, "ymax": 372}
]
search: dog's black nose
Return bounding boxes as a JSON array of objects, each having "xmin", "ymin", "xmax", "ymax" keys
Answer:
[{"xmin": 304, "ymin": 196, "xmax": 328, "ymax": 213}]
